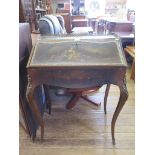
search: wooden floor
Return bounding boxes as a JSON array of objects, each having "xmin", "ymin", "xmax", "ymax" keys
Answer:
[{"xmin": 19, "ymin": 69, "xmax": 135, "ymax": 155}]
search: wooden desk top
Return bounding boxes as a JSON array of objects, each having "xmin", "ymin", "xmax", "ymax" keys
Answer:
[{"xmin": 28, "ymin": 35, "xmax": 127, "ymax": 68}]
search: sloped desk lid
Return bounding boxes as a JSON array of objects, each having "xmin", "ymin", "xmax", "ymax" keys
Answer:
[{"xmin": 27, "ymin": 35, "xmax": 127, "ymax": 67}]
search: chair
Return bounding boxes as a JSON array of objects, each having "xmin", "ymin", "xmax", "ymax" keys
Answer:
[
  {"xmin": 38, "ymin": 17, "xmax": 55, "ymax": 35},
  {"xmin": 56, "ymin": 14, "xmax": 67, "ymax": 34},
  {"xmin": 39, "ymin": 14, "xmax": 65, "ymax": 35}
]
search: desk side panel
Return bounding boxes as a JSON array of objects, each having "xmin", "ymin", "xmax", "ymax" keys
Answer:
[{"xmin": 27, "ymin": 67, "xmax": 126, "ymax": 89}]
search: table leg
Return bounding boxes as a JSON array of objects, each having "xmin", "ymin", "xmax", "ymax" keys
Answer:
[
  {"xmin": 66, "ymin": 94, "xmax": 81, "ymax": 109},
  {"xmin": 26, "ymin": 76, "xmax": 44, "ymax": 142},
  {"xmin": 111, "ymin": 79, "xmax": 128, "ymax": 145},
  {"xmin": 104, "ymin": 84, "xmax": 110, "ymax": 114},
  {"xmin": 44, "ymin": 84, "xmax": 52, "ymax": 114}
]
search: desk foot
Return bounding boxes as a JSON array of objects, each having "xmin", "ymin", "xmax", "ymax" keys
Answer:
[
  {"xmin": 104, "ymin": 84, "xmax": 110, "ymax": 114},
  {"xmin": 111, "ymin": 79, "xmax": 128, "ymax": 144}
]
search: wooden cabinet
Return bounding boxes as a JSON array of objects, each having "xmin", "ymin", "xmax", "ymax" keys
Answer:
[
  {"xmin": 19, "ymin": 0, "xmax": 25, "ymax": 22},
  {"xmin": 19, "ymin": 0, "xmax": 52, "ymax": 32},
  {"xmin": 34, "ymin": 0, "xmax": 53, "ymax": 31},
  {"xmin": 19, "ymin": 0, "xmax": 37, "ymax": 31},
  {"xmin": 46, "ymin": 0, "xmax": 53, "ymax": 14},
  {"xmin": 56, "ymin": 0, "xmax": 71, "ymax": 12},
  {"xmin": 35, "ymin": 0, "xmax": 52, "ymax": 20}
]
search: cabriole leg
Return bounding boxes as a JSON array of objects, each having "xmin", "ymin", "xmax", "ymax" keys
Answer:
[
  {"xmin": 104, "ymin": 84, "xmax": 110, "ymax": 114},
  {"xmin": 111, "ymin": 79, "xmax": 128, "ymax": 145}
]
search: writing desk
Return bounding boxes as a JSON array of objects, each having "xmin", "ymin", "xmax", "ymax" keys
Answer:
[{"xmin": 26, "ymin": 35, "xmax": 128, "ymax": 144}]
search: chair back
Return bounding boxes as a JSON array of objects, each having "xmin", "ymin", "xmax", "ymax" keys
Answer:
[
  {"xmin": 56, "ymin": 15, "xmax": 67, "ymax": 34},
  {"xmin": 39, "ymin": 14, "xmax": 65, "ymax": 35},
  {"xmin": 39, "ymin": 17, "xmax": 55, "ymax": 35}
]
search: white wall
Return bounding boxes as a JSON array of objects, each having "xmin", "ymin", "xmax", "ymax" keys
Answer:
[
  {"xmin": 85, "ymin": 0, "xmax": 105, "ymax": 18},
  {"xmin": 126, "ymin": 0, "xmax": 135, "ymax": 10}
]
